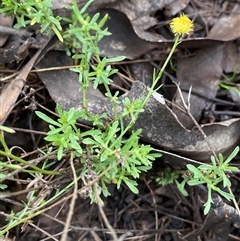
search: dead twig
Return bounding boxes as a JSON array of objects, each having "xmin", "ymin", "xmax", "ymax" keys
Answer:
[
  {"xmin": 60, "ymin": 152, "xmax": 78, "ymax": 241},
  {"xmin": 143, "ymin": 177, "xmax": 159, "ymax": 241},
  {"xmin": 173, "ymin": 80, "xmax": 240, "ymax": 216}
]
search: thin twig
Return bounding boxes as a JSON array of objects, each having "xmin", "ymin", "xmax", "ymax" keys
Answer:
[
  {"xmin": 227, "ymin": 186, "xmax": 240, "ymax": 215},
  {"xmin": 173, "ymin": 81, "xmax": 240, "ymax": 215},
  {"xmin": 173, "ymin": 80, "xmax": 219, "ymax": 162},
  {"xmin": 29, "ymin": 222, "xmax": 59, "ymax": 241},
  {"xmin": 60, "ymin": 152, "xmax": 78, "ymax": 241},
  {"xmin": 94, "ymin": 182, "xmax": 118, "ymax": 241},
  {"xmin": 143, "ymin": 177, "xmax": 159, "ymax": 241}
]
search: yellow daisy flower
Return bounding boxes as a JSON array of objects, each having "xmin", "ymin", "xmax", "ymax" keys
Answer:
[{"xmin": 169, "ymin": 14, "xmax": 194, "ymax": 36}]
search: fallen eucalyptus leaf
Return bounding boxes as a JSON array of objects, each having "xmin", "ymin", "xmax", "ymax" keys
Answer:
[
  {"xmin": 36, "ymin": 52, "xmax": 240, "ymax": 162},
  {"xmin": 172, "ymin": 44, "xmax": 224, "ymax": 129}
]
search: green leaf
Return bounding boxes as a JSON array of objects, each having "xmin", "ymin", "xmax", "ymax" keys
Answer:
[
  {"xmin": 226, "ymin": 166, "xmax": 239, "ymax": 172},
  {"xmin": 98, "ymin": 13, "xmax": 108, "ymax": 28},
  {"xmin": 0, "ymin": 125, "xmax": 15, "ymax": 133},
  {"xmin": 90, "ymin": 12, "xmax": 99, "ymax": 24},
  {"xmin": 224, "ymin": 146, "xmax": 239, "ymax": 164},
  {"xmin": 57, "ymin": 145, "xmax": 64, "ymax": 160},
  {"xmin": 203, "ymin": 199, "xmax": 212, "ymax": 215},
  {"xmin": 187, "ymin": 164, "xmax": 205, "ymax": 178},
  {"xmin": 222, "ymin": 173, "xmax": 231, "ymax": 187},
  {"xmin": 69, "ymin": 138, "xmax": 82, "ymax": 154},
  {"xmin": 147, "ymin": 152, "xmax": 162, "ymax": 160},
  {"xmin": 52, "ymin": 24, "xmax": 63, "ymax": 42},
  {"xmin": 82, "ymin": 137, "xmax": 97, "ymax": 145},
  {"xmin": 93, "ymin": 135, "xmax": 105, "ymax": 146},
  {"xmin": 106, "ymin": 56, "xmax": 126, "ymax": 63},
  {"xmin": 123, "ymin": 177, "xmax": 139, "ymax": 194},
  {"xmin": 48, "ymin": 15, "xmax": 62, "ymax": 30},
  {"xmin": 106, "ymin": 121, "xmax": 119, "ymax": 143},
  {"xmin": 137, "ymin": 165, "xmax": 152, "ymax": 172},
  {"xmin": 203, "ymin": 188, "xmax": 213, "ymax": 215},
  {"xmin": 101, "ymin": 181, "xmax": 110, "ymax": 197},
  {"xmin": 48, "ymin": 124, "xmax": 62, "ymax": 132},
  {"xmin": 36, "ymin": 111, "xmax": 61, "ymax": 127},
  {"xmin": 210, "ymin": 155, "xmax": 217, "ymax": 167},
  {"xmin": 217, "ymin": 189, "xmax": 234, "ymax": 201},
  {"xmin": 176, "ymin": 180, "xmax": 188, "ymax": 196},
  {"xmin": 187, "ymin": 179, "xmax": 205, "ymax": 186},
  {"xmin": 79, "ymin": 0, "xmax": 94, "ymax": 14},
  {"xmin": 100, "ymin": 149, "xmax": 109, "ymax": 162},
  {"xmin": 0, "ymin": 184, "xmax": 8, "ymax": 190},
  {"xmin": 66, "ymin": 107, "xmax": 76, "ymax": 122}
]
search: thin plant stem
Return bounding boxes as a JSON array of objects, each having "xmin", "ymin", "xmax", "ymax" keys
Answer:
[
  {"xmin": 0, "ymin": 150, "xmax": 59, "ymax": 175},
  {"xmin": 141, "ymin": 35, "xmax": 180, "ymax": 109}
]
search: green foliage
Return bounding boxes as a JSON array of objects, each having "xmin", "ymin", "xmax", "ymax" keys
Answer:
[
  {"xmin": 64, "ymin": 0, "xmax": 125, "ymax": 111},
  {"xmin": 36, "ymin": 102, "xmax": 161, "ymax": 199},
  {"xmin": 219, "ymin": 82, "xmax": 240, "ymax": 98},
  {"xmin": 219, "ymin": 64, "xmax": 240, "ymax": 98},
  {"xmin": 63, "ymin": 0, "xmax": 111, "ymax": 55},
  {"xmin": 0, "ymin": 125, "xmax": 15, "ymax": 133},
  {"xmin": 0, "ymin": 0, "xmax": 63, "ymax": 41},
  {"xmin": 27, "ymin": 0, "xmax": 159, "ymax": 197},
  {"xmin": 0, "ymin": 126, "xmax": 59, "ymax": 186},
  {"xmin": 0, "ymin": 1, "xmax": 239, "ymax": 237},
  {"xmin": 0, "ymin": 171, "xmax": 8, "ymax": 190},
  {"xmin": 187, "ymin": 146, "xmax": 239, "ymax": 215},
  {"xmin": 36, "ymin": 105, "xmax": 84, "ymax": 160},
  {"xmin": 0, "ymin": 1, "xmax": 161, "ymax": 230},
  {"xmin": 155, "ymin": 167, "xmax": 188, "ymax": 196},
  {"xmin": 156, "ymin": 147, "xmax": 239, "ymax": 215},
  {"xmin": 0, "ymin": 124, "xmax": 59, "ymax": 201}
]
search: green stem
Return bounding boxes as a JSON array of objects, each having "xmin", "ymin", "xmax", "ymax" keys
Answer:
[
  {"xmin": 141, "ymin": 34, "xmax": 181, "ymax": 109},
  {"xmin": 0, "ymin": 162, "xmax": 37, "ymax": 174},
  {"xmin": 0, "ymin": 150, "xmax": 59, "ymax": 175},
  {"xmin": 104, "ymin": 82, "xmax": 118, "ymax": 118},
  {"xmin": 109, "ymin": 35, "xmax": 182, "ymax": 150},
  {"xmin": 109, "ymin": 118, "xmax": 135, "ymax": 150},
  {"xmin": 0, "ymin": 133, "xmax": 10, "ymax": 153}
]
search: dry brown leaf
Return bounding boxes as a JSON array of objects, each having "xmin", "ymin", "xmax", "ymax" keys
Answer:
[
  {"xmin": 98, "ymin": 8, "xmax": 159, "ymax": 59},
  {"xmin": 172, "ymin": 44, "xmax": 224, "ymax": 129},
  {"xmin": 0, "ymin": 38, "xmax": 52, "ymax": 125},
  {"xmin": 223, "ymin": 42, "xmax": 240, "ymax": 74},
  {"xmin": 164, "ymin": 0, "xmax": 190, "ymax": 17},
  {"xmin": 208, "ymin": 10, "xmax": 240, "ymax": 41},
  {"xmin": 35, "ymin": 51, "xmax": 240, "ymax": 162}
]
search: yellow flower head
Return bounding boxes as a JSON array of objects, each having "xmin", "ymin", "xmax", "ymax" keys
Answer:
[{"xmin": 169, "ymin": 14, "xmax": 193, "ymax": 36}]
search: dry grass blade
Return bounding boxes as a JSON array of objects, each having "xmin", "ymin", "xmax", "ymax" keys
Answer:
[{"xmin": 0, "ymin": 38, "xmax": 51, "ymax": 125}]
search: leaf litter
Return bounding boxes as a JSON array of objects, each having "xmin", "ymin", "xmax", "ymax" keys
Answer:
[{"xmin": 0, "ymin": 0, "xmax": 240, "ymax": 240}]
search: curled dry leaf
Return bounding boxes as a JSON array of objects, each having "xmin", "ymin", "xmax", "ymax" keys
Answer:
[
  {"xmin": 98, "ymin": 8, "xmax": 159, "ymax": 59},
  {"xmin": 123, "ymin": 81, "xmax": 240, "ymax": 161},
  {"xmin": 172, "ymin": 44, "xmax": 224, "ymax": 129},
  {"xmin": 164, "ymin": 0, "xmax": 190, "ymax": 17},
  {"xmin": 208, "ymin": 8, "xmax": 240, "ymax": 42},
  {"xmin": 36, "ymin": 51, "xmax": 240, "ymax": 162}
]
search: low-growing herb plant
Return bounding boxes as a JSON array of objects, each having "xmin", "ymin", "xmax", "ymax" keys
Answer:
[
  {"xmin": 0, "ymin": 0, "xmax": 239, "ymax": 237},
  {"xmin": 186, "ymin": 146, "xmax": 239, "ymax": 215},
  {"xmin": 36, "ymin": 101, "xmax": 161, "ymax": 199},
  {"xmin": 156, "ymin": 146, "xmax": 239, "ymax": 215},
  {"xmin": 219, "ymin": 64, "xmax": 240, "ymax": 98},
  {"xmin": 0, "ymin": 0, "xmax": 63, "ymax": 41},
  {"xmin": 0, "ymin": 126, "xmax": 59, "ymax": 177}
]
